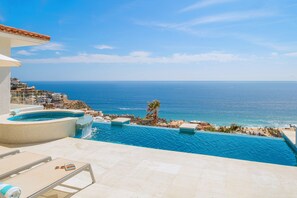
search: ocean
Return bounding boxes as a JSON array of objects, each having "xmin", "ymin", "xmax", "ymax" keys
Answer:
[{"xmin": 26, "ymin": 81, "xmax": 297, "ymax": 127}]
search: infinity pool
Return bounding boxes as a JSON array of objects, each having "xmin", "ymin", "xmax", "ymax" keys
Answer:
[{"xmin": 88, "ymin": 122, "xmax": 297, "ymax": 166}]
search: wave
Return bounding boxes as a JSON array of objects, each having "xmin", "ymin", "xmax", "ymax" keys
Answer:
[{"xmin": 118, "ymin": 107, "xmax": 145, "ymax": 111}]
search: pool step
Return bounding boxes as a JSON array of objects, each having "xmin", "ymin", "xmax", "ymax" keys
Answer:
[
  {"xmin": 111, "ymin": 118, "xmax": 131, "ymax": 126},
  {"xmin": 180, "ymin": 123, "xmax": 198, "ymax": 133}
]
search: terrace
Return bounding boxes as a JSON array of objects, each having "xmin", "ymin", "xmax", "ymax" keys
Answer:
[
  {"xmin": 1, "ymin": 24, "xmax": 297, "ymax": 197},
  {"xmin": 1, "ymin": 137, "xmax": 297, "ymax": 197}
]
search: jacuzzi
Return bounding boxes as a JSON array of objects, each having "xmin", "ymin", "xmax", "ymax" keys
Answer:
[{"xmin": 0, "ymin": 109, "xmax": 87, "ymax": 144}]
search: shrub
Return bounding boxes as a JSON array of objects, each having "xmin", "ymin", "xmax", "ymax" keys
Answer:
[
  {"xmin": 229, "ymin": 124, "xmax": 242, "ymax": 131},
  {"xmin": 216, "ymin": 124, "xmax": 242, "ymax": 133},
  {"xmin": 204, "ymin": 126, "xmax": 217, "ymax": 132},
  {"xmin": 265, "ymin": 127, "xmax": 281, "ymax": 137}
]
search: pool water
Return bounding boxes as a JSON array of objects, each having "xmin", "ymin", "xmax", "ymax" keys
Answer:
[
  {"xmin": 88, "ymin": 122, "xmax": 297, "ymax": 166},
  {"xmin": 8, "ymin": 111, "xmax": 84, "ymax": 122}
]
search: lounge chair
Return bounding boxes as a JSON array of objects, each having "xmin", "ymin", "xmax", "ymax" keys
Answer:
[
  {"xmin": 4, "ymin": 158, "xmax": 95, "ymax": 198},
  {"xmin": 0, "ymin": 146, "xmax": 19, "ymax": 158},
  {"xmin": 0, "ymin": 152, "xmax": 51, "ymax": 179}
]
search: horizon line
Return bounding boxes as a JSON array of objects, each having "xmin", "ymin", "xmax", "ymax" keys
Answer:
[{"xmin": 22, "ymin": 80, "xmax": 297, "ymax": 83}]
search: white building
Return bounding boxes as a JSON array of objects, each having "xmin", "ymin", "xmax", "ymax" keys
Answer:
[
  {"xmin": 51, "ymin": 93, "xmax": 62, "ymax": 101},
  {"xmin": 24, "ymin": 95, "xmax": 36, "ymax": 104},
  {"xmin": 0, "ymin": 24, "xmax": 50, "ymax": 114},
  {"xmin": 36, "ymin": 95, "xmax": 52, "ymax": 104}
]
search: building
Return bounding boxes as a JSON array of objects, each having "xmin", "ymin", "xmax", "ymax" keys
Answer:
[
  {"xmin": 0, "ymin": 24, "xmax": 50, "ymax": 114},
  {"xmin": 36, "ymin": 95, "xmax": 52, "ymax": 104},
  {"xmin": 51, "ymin": 93, "xmax": 63, "ymax": 102}
]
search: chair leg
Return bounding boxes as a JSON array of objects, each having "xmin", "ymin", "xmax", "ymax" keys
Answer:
[{"xmin": 87, "ymin": 165, "xmax": 96, "ymax": 183}]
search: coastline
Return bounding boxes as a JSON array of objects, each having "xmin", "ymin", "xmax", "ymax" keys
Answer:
[
  {"xmin": 12, "ymin": 78, "xmax": 295, "ymax": 138},
  {"xmin": 26, "ymin": 81, "xmax": 297, "ymax": 128},
  {"xmin": 102, "ymin": 113, "xmax": 290, "ymax": 138}
]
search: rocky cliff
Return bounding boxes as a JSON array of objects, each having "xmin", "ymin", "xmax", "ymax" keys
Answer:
[{"xmin": 63, "ymin": 99, "xmax": 91, "ymax": 110}]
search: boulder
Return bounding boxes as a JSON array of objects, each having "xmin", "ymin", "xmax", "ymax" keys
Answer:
[
  {"xmin": 197, "ymin": 122, "xmax": 213, "ymax": 130},
  {"xmin": 158, "ymin": 122, "xmax": 168, "ymax": 127},
  {"xmin": 168, "ymin": 120, "xmax": 184, "ymax": 128}
]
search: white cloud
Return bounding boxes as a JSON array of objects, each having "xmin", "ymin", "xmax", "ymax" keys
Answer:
[
  {"xmin": 253, "ymin": 41, "xmax": 289, "ymax": 51},
  {"xmin": 271, "ymin": 52, "xmax": 279, "ymax": 57},
  {"xmin": 31, "ymin": 42, "xmax": 64, "ymax": 51},
  {"xmin": 234, "ymin": 34, "xmax": 293, "ymax": 51},
  {"xmin": 177, "ymin": 10, "xmax": 275, "ymax": 28},
  {"xmin": 94, "ymin": 45, "xmax": 114, "ymax": 50},
  {"xmin": 16, "ymin": 50, "xmax": 35, "ymax": 56},
  {"xmin": 134, "ymin": 20, "xmax": 209, "ymax": 36},
  {"xmin": 180, "ymin": 0, "xmax": 234, "ymax": 13},
  {"xmin": 129, "ymin": 51, "xmax": 151, "ymax": 57},
  {"xmin": 284, "ymin": 52, "xmax": 297, "ymax": 57},
  {"xmin": 21, "ymin": 51, "xmax": 242, "ymax": 64},
  {"xmin": 136, "ymin": 10, "xmax": 275, "ymax": 34}
]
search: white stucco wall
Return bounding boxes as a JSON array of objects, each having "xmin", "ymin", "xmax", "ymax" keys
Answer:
[{"xmin": 0, "ymin": 38, "xmax": 11, "ymax": 115}]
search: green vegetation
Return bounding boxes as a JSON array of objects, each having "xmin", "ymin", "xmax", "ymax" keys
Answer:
[
  {"xmin": 265, "ymin": 127, "xmax": 281, "ymax": 137},
  {"xmin": 218, "ymin": 124, "xmax": 243, "ymax": 133},
  {"xmin": 203, "ymin": 124, "xmax": 281, "ymax": 138},
  {"xmin": 146, "ymin": 100, "xmax": 161, "ymax": 125},
  {"xmin": 203, "ymin": 126, "xmax": 217, "ymax": 132},
  {"xmin": 205, "ymin": 124, "xmax": 243, "ymax": 133}
]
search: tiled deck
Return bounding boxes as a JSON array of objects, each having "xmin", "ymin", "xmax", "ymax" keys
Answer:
[{"xmin": 1, "ymin": 137, "xmax": 297, "ymax": 198}]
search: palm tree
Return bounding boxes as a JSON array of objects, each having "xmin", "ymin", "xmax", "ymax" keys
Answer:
[{"xmin": 146, "ymin": 100, "xmax": 160, "ymax": 125}]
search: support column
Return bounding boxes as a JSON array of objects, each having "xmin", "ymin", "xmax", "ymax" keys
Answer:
[{"xmin": 0, "ymin": 38, "xmax": 11, "ymax": 115}]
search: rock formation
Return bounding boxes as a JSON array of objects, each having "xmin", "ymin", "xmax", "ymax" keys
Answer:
[{"xmin": 62, "ymin": 99, "xmax": 90, "ymax": 110}]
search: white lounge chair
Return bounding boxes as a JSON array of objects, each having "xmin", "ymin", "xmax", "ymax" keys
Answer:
[
  {"xmin": 0, "ymin": 146, "xmax": 19, "ymax": 158},
  {"xmin": 4, "ymin": 158, "xmax": 95, "ymax": 198},
  {"xmin": 0, "ymin": 152, "xmax": 51, "ymax": 179}
]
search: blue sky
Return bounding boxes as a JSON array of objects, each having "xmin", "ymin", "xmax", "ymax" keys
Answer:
[{"xmin": 1, "ymin": 0, "xmax": 297, "ymax": 81}]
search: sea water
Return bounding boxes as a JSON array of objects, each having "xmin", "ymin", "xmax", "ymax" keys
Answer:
[{"xmin": 28, "ymin": 81, "xmax": 297, "ymax": 127}]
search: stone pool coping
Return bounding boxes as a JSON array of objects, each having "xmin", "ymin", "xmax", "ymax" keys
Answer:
[
  {"xmin": 2, "ymin": 137, "xmax": 297, "ymax": 197},
  {"xmin": 282, "ymin": 129, "xmax": 297, "ymax": 153},
  {"xmin": 0, "ymin": 109, "xmax": 84, "ymax": 144},
  {"xmin": 0, "ymin": 109, "xmax": 84, "ymax": 125}
]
